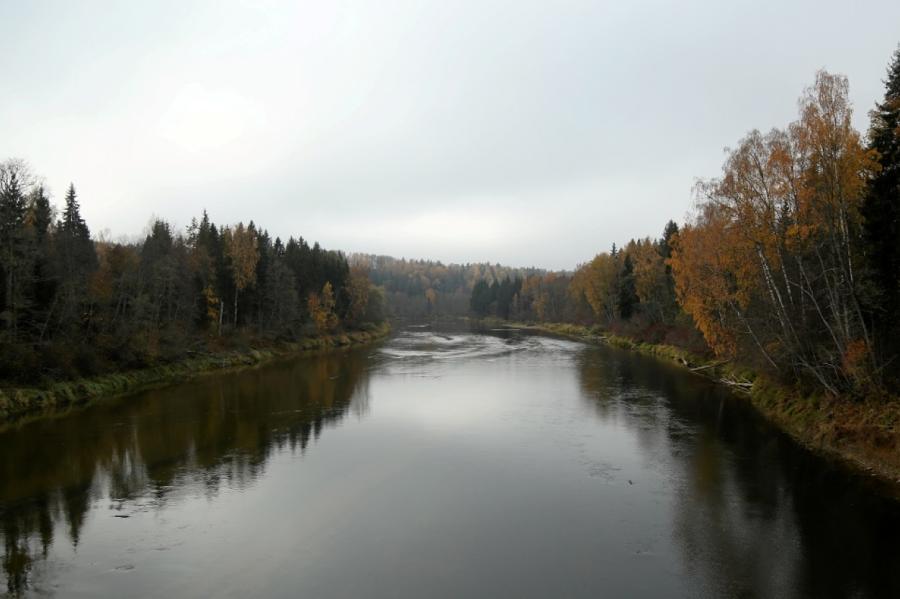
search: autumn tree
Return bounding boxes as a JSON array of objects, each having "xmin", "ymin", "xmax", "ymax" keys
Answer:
[
  {"xmin": 572, "ymin": 252, "xmax": 619, "ymax": 324},
  {"xmin": 222, "ymin": 222, "xmax": 259, "ymax": 327},
  {"xmin": 628, "ymin": 238, "xmax": 671, "ymax": 322},
  {"xmin": 308, "ymin": 281, "xmax": 338, "ymax": 334},
  {"xmin": 0, "ymin": 163, "xmax": 382, "ymax": 383},
  {"xmin": 346, "ymin": 265, "xmax": 371, "ymax": 326},
  {"xmin": 671, "ymin": 71, "xmax": 879, "ymax": 393},
  {"xmin": 187, "ymin": 210, "xmax": 225, "ymax": 332}
]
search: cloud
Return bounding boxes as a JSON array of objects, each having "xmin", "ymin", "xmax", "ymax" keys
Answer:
[
  {"xmin": 157, "ymin": 83, "xmax": 268, "ymax": 155},
  {"xmin": 1, "ymin": 0, "xmax": 898, "ymax": 269}
]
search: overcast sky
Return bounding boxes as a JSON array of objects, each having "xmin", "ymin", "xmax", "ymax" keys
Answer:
[{"xmin": 2, "ymin": 1, "xmax": 898, "ymax": 269}]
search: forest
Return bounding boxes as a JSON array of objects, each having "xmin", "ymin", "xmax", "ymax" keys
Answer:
[
  {"xmin": 0, "ymin": 175, "xmax": 384, "ymax": 384},
  {"xmin": 352, "ymin": 253, "xmax": 545, "ymax": 318},
  {"xmin": 470, "ymin": 54, "xmax": 900, "ymax": 398},
  {"xmin": 2, "ymin": 49, "xmax": 898, "ymax": 402}
]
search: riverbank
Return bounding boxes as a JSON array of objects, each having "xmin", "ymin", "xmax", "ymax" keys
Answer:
[
  {"xmin": 0, "ymin": 322, "xmax": 391, "ymax": 424},
  {"xmin": 483, "ymin": 319, "xmax": 900, "ymax": 488}
]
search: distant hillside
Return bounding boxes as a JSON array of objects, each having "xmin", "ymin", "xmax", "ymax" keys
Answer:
[{"xmin": 349, "ymin": 254, "xmax": 547, "ymax": 318}]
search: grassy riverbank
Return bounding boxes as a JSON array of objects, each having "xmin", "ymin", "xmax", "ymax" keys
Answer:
[
  {"xmin": 0, "ymin": 322, "xmax": 391, "ymax": 423},
  {"xmin": 484, "ymin": 319, "xmax": 900, "ymax": 486}
]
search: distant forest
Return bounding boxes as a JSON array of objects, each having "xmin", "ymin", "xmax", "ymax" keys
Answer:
[
  {"xmin": 470, "ymin": 54, "xmax": 900, "ymax": 398},
  {"xmin": 0, "ymin": 176, "xmax": 384, "ymax": 384},
  {"xmin": 351, "ymin": 254, "xmax": 545, "ymax": 318}
]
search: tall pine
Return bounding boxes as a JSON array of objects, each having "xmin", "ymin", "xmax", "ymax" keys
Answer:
[
  {"xmin": 26, "ymin": 185, "xmax": 56, "ymax": 324},
  {"xmin": 0, "ymin": 165, "xmax": 29, "ymax": 337},
  {"xmin": 862, "ymin": 45, "xmax": 900, "ymax": 365},
  {"xmin": 54, "ymin": 184, "xmax": 97, "ymax": 334}
]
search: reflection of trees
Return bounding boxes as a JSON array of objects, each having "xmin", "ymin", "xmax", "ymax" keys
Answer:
[
  {"xmin": 576, "ymin": 345, "xmax": 900, "ymax": 598},
  {"xmin": 0, "ymin": 349, "xmax": 371, "ymax": 595}
]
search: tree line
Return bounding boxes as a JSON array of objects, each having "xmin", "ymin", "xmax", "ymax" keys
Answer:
[
  {"xmin": 0, "ymin": 170, "xmax": 384, "ymax": 384},
  {"xmin": 352, "ymin": 254, "xmax": 544, "ymax": 318},
  {"xmin": 472, "ymin": 48, "xmax": 900, "ymax": 397}
]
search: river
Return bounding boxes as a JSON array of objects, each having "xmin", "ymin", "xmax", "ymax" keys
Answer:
[{"xmin": 1, "ymin": 325, "xmax": 899, "ymax": 597}]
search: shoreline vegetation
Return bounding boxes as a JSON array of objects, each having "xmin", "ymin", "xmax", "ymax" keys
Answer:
[
  {"xmin": 452, "ymin": 54, "xmax": 900, "ymax": 491},
  {"xmin": 483, "ymin": 318, "xmax": 900, "ymax": 489},
  {"xmin": 0, "ymin": 322, "xmax": 390, "ymax": 425},
  {"xmin": 0, "ymin": 164, "xmax": 392, "ymax": 426}
]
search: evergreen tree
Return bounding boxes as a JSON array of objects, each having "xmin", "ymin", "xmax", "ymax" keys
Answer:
[
  {"xmin": 617, "ymin": 253, "xmax": 638, "ymax": 319},
  {"xmin": 27, "ymin": 185, "xmax": 53, "ymax": 242},
  {"xmin": 0, "ymin": 166, "xmax": 29, "ymax": 337},
  {"xmin": 26, "ymin": 186, "xmax": 56, "ymax": 322},
  {"xmin": 658, "ymin": 219, "xmax": 680, "ymax": 320},
  {"xmin": 863, "ymin": 45, "xmax": 900, "ymax": 322},
  {"xmin": 57, "ymin": 184, "xmax": 97, "ymax": 274},
  {"xmin": 658, "ymin": 220, "xmax": 679, "ymax": 262},
  {"xmin": 489, "ymin": 279, "xmax": 500, "ymax": 315},
  {"xmin": 54, "ymin": 184, "xmax": 97, "ymax": 336},
  {"xmin": 469, "ymin": 279, "xmax": 492, "ymax": 317},
  {"xmin": 141, "ymin": 220, "xmax": 177, "ymax": 329}
]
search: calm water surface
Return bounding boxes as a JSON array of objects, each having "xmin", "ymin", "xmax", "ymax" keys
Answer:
[{"xmin": 2, "ymin": 326, "xmax": 899, "ymax": 597}]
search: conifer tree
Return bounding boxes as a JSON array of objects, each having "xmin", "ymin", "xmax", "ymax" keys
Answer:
[
  {"xmin": 863, "ymin": 45, "xmax": 900, "ymax": 323},
  {"xmin": 54, "ymin": 184, "xmax": 97, "ymax": 335},
  {"xmin": 57, "ymin": 184, "xmax": 97, "ymax": 274},
  {"xmin": 617, "ymin": 253, "xmax": 638, "ymax": 319},
  {"xmin": 0, "ymin": 165, "xmax": 28, "ymax": 336},
  {"xmin": 26, "ymin": 186, "xmax": 56, "ymax": 320}
]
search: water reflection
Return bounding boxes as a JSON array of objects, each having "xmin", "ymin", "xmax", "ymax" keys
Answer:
[
  {"xmin": 576, "ymin": 345, "xmax": 900, "ymax": 598},
  {"xmin": 0, "ymin": 349, "xmax": 372, "ymax": 596},
  {"xmin": 3, "ymin": 329, "xmax": 900, "ymax": 598}
]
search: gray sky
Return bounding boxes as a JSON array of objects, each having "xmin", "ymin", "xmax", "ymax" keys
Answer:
[{"xmin": 2, "ymin": 1, "xmax": 898, "ymax": 270}]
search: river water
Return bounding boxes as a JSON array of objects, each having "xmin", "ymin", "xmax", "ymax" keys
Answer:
[{"xmin": 1, "ymin": 325, "xmax": 899, "ymax": 597}]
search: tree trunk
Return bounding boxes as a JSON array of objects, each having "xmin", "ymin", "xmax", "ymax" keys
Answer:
[{"xmin": 233, "ymin": 286, "xmax": 239, "ymax": 329}]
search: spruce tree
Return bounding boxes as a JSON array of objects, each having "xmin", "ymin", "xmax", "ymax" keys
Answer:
[
  {"xmin": 54, "ymin": 184, "xmax": 97, "ymax": 335},
  {"xmin": 863, "ymin": 45, "xmax": 900, "ymax": 317},
  {"xmin": 27, "ymin": 186, "xmax": 53, "ymax": 241},
  {"xmin": 617, "ymin": 253, "xmax": 638, "ymax": 319},
  {"xmin": 0, "ymin": 168, "xmax": 28, "ymax": 336},
  {"xmin": 470, "ymin": 279, "xmax": 492, "ymax": 317},
  {"xmin": 27, "ymin": 186, "xmax": 56, "ymax": 318},
  {"xmin": 658, "ymin": 220, "xmax": 679, "ymax": 261}
]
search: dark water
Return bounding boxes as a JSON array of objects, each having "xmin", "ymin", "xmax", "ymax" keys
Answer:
[{"xmin": 2, "ymin": 326, "xmax": 899, "ymax": 598}]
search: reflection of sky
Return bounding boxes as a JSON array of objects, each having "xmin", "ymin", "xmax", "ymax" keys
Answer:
[{"xmin": 3, "ymin": 329, "xmax": 900, "ymax": 597}]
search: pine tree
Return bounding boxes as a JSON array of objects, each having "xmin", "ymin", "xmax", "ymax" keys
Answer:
[
  {"xmin": 617, "ymin": 253, "xmax": 638, "ymax": 319},
  {"xmin": 0, "ymin": 166, "xmax": 29, "ymax": 336},
  {"xmin": 60, "ymin": 184, "xmax": 88, "ymax": 238},
  {"xmin": 658, "ymin": 220, "xmax": 679, "ymax": 262},
  {"xmin": 54, "ymin": 183, "xmax": 97, "ymax": 335},
  {"xmin": 26, "ymin": 186, "xmax": 56, "ymax": 321},
  {"xmin": 469, "ymin": 279, "xmax": 492, "ymax": 317},
  {"xmin": 27, "ymin": 186, "xmax": 53, "ymax": 242},
  {"xmin": 57, "ymin": 184, "xmax": 97, "ymax": 273},
  {"xmin": 863, "ymin": 45, "xmax": 900, "ymax": 317}
]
